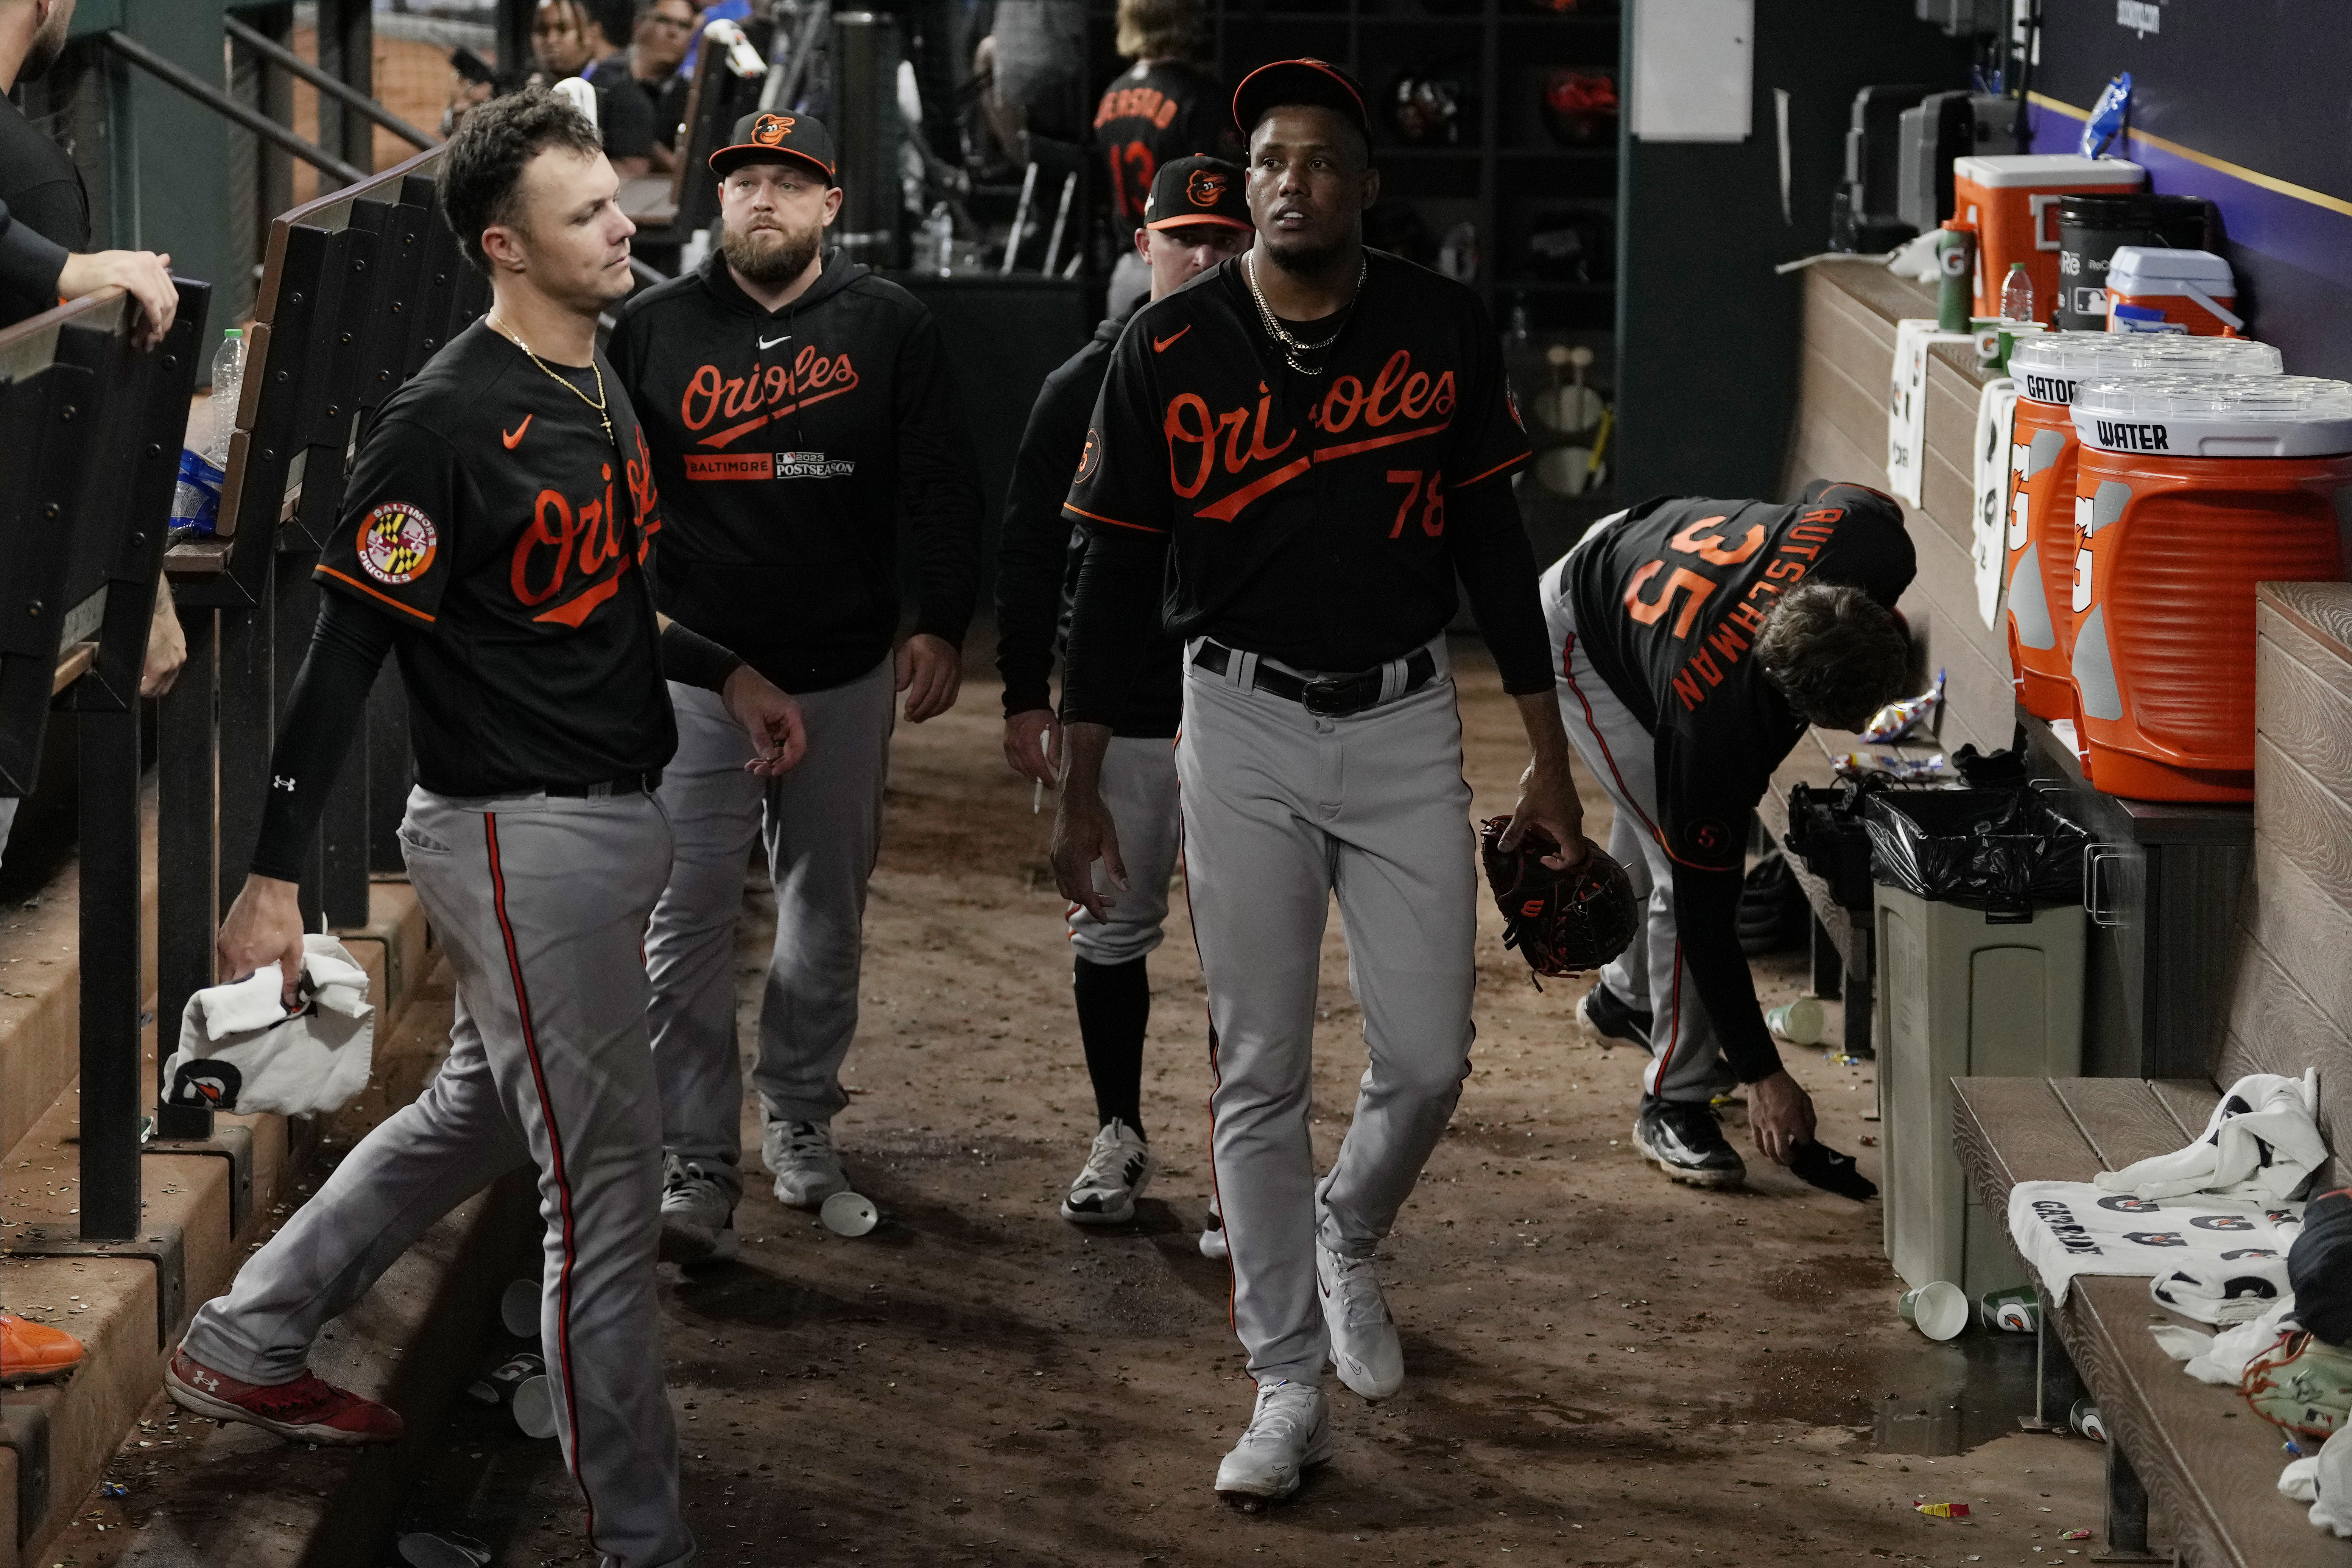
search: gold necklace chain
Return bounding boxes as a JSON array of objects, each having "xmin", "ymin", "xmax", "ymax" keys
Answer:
[
  {"xmin": 488, "ymin": 312, "xmax": 615, "ymax": 445},
  {"xmin": 1245, "ymin": 250, "xmax": 1366, "ymax": 377}
]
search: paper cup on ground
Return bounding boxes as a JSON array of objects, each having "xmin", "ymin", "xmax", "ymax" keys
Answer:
[
  {"xmin": 1980, "ymin": 1286, "xmax": 2039, "ymax": 1333},
  {"xmin": 1898, "ymin": 1280, "xmax": 1969, "ymax": 1341},
  {"xmin": 512, "ymin": 1373, "xmax": 559, "ymax": 1439},
  {"xmin": 2069, "ymin": 1397, "xmax": 2107, "ymax": 1441},
  {"xmin": 1766, "ymin": 998, "xmax": 1825, "ymax": 1045},
  {"xmin": 821, "ymin": 1191, "xmax": 878, "ymax": 1236},
  {"xmin": 500, "ymin": 1278, "xmax": 540, "ymax": 1339}
]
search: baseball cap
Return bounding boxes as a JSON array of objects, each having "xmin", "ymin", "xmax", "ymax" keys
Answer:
[
  {"xmin": 1231, "ymin": 58, "xmax": 1370, "ymax": 142},
  {"xmin": 1144, "ymin": 155, "xmax": 1250, "ymax": 233},
  {"xmin": 709, "ymin": 110, "xmax": 838, "ymax": 183}
]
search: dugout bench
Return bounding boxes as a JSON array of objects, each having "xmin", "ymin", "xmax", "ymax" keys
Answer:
[{"xmin": 1953, "ymin": 582, "xmax": 2352, "ymax": 1568}]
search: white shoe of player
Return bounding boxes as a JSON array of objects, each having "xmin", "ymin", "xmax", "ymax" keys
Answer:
[
  {"xmin": 1214, "ymin": 1380, "xmax": 1332, "ymax": 1505},
  {"xmin": 764, "ymin": 1118, "xmax": 850, "ymax": 1210},
  {"xmin": 658, "ymin": 1155, "xmax": 738, "ymax": 1264},
  {"xmin": 1317, "ymin": 1244, "xmax": 1404, "ymax": 1400},
  {"xmin": 1061, "ymin": 1118, "xmax": 1153, "ymax": 1225}
]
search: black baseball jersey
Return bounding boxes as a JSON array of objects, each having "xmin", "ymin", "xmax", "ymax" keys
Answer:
[
  {"xmin": 1562, "ymin": 481, "xmax": 1915, "ymax": 874},
  {"xmin": 1093, "ymin": 61, "xmax": 1230, "ymax": 230},
  {"xmin": 1058, "ymin": 250, "xmax": 1549, "ymax": 723},
  {"xmin": 314, "ymin": 320, "xmax": 676, "ymax": 796}
]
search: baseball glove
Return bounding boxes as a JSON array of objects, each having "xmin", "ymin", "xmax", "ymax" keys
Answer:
[
  {"xmin": 1477, "ymin": 816, "xmax": 1640, "ymax": 982},
  {"xmin": 2241, "ymin": 1329, "xmax": 2352, "ymax": 1439}
]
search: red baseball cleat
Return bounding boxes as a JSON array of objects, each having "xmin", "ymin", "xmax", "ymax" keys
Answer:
[
  {"xmin": 164, "ymin": 1348, "xmax": 404, "ymax": 1445},
  {"xmin": 0, "ymin": 1313, "xmax": 84, "ymax": 1383}
]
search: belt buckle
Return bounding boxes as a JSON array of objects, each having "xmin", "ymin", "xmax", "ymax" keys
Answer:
[{"xmin": 1300, "ymin": 676, "xmax": 1361, "ymax": 717}]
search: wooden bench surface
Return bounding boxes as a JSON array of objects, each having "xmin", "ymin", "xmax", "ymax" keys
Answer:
[{"xmin": 1954, "ymin": 1075, "xmax": 2352, "ymax": 1568}]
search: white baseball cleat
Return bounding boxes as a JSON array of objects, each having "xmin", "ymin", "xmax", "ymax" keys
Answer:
[
  {"xmin": 1061, "ymin": 1118, "xmax": 1153, "ymax": 1225},
  {"xmin": 658, "ymin": 1155, "xmax": 738, "ymax": 1264},
  {"xmin": 1214, "ymin": 1380, "xmax": 1332, "ymax": 1505},
  {"xmin": 1317, "ymin": 1244, "xmax": 1404, "ymax": 1400},
  {"xmin": 764, "ymin": 1118, "xmax": 850, "ymax": 1209}
]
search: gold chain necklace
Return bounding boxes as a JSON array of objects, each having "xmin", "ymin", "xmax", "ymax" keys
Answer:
[
  {"xmin": 488, "ymin": 312, "xmax": 614, "ymax": 445},
  {"xmin": 1245, "ymin": 250, "xmax": 1366, "ymax": 377}
]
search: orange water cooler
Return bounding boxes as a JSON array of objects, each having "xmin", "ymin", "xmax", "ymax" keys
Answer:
[
  {"xmin": 2067, "ymin": 374, "xmax": 2352, "ymax": 801},
  {"xmin": 1952, "ymin": 154, "xmax": 2143, "ymax": 322},
  {"xmin": 2002, "ymin": 334, "xmax": 2283, "ymax": 719}
]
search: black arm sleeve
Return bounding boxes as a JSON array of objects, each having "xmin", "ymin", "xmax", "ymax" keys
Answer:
[
  {"xmin": 1060, "ymin": 526, "xmax": 1168, "ymax": 726},
  {"xmin": 1671, "ymin": 868, "xmax": 1786, "ymax": 1083},
  {"xmin": 994, "ymin": 358, "xmax": 1097, "ymax": 716},
  {"xmin": 248, "ymin": 593, "xmax": 399, "ymax": 883},
  {"xmin": 893, "ymin": 313, "xmax": 985, "ymax": 648},
  {"xmin": 1448, "ymin": 484, "xmax": 1555, "ymax": 695},
  {"xmin": 0, "ymin": 197, "xmax": 67, "ymax": 307},
  {"xmin": 659, "ymin": 617, "xmax": 743, "ymax": 691}
]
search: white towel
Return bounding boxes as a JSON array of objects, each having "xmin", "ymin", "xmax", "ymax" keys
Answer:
[
  {"xmin": 2093, "ymin": 1070, "xmax": 2325, "ymax": 1205},
  {"xmin": 2150, "ymin": 1297, "xmax": 2300, "ymax": 1385},
  {"xmin": 159, "ymin": 935, "xmax": 374, "ymax": 1116},
  {"xmin": 2009, "ymin": 1180, "xmax": 2304, "ymax": 1306},
  {"xmin": 2152, "ymin": 1250, "xmax": 2296, "ymax": 1324},
  {"xmin": 2303, "ymin": 1425, "xmax": 2352, "ymax": 1537}
]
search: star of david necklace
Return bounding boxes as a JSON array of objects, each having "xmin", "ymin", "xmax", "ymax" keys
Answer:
[
  {"xmin": 1244, "ymin": 249, "xmax": 1366, "ymax": 377},
  {"xmin": 488, "ymin": 311, "xmax": 615, "ymax": 445}
]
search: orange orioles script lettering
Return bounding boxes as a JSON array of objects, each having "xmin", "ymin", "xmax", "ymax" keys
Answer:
[
  {"xmin": 1161, "ymin": 350, "xmax": 1457, "ymax": 524},
  {"xmin": 681, "ymin": 345, "xmax": 861, "ymax": 450},
  {"xmin": 509, "ymin": 428, "xmax": 661, "ymax": 628}
]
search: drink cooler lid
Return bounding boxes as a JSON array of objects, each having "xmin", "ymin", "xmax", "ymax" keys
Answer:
[
  {"xmin": 2009, "ymin": 332, "xmax": 2282, "ymax": 406},
  {"xmin": 2072, "ymin": 374, "xmax": 2352, "ymax": 456},
  {"xmin": 2107, "ymin": 245, "xmax": 2235, "ymax": 292},
  {"xmin": 1953, "ymin": 154, "xmax": 2145, "ymax": 190}
]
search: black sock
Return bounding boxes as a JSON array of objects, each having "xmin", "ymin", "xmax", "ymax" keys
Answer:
[{"xmin": 1073, "ymin": 955, "xmax": 1150, "ymax": 1138}]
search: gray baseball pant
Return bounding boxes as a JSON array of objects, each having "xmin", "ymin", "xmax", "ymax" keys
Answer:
[
  {"xmin": 181, "ymin": 786, "xmax": 693, "ymax": 1568},
  {"xmin": 1176, "ymin": 635, "xmax": 1476, "ymax": 1388},
  {"xmin": 1070, "ymin": 737, "xmax": 1181, "ymax": 965},
  {"xmin": 1540, "ymin": 553, "xmax": 1738, "ymax": 1106},
  {"xmin": 645, "ymin": 659, "xmax": 893, "ymax": 1204}
]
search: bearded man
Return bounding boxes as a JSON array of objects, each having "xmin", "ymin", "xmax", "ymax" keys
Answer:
[{"xmin": 609, "ymin": 111, "xmax": 983, "ymax": 1261}]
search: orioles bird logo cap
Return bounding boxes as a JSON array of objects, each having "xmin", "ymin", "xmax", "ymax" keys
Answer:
[
  {"xmin": 1144, "ymin": 154, "xmax": 1251, "ymax": 232},
  {"xmin": 711, "ymin": 110, "xmax": 839, "ymax": 183},
  {"xmin": 1231, "ymin": 58, "xmax": 1370, "ymax": 142}
]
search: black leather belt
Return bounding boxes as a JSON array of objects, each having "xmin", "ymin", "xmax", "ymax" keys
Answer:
[
  {"xmin": 545, "ymin": 769, "xmax": 663, "ymax": 798},
  {"xmin": 1191, "ymin": 642, "xmax": 1436, "ymax": 718}
]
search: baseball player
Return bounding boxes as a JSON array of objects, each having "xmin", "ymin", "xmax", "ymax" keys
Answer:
[
  {"xmin": 1093, "ymin": 0, "xmax": 1232, "ymax": 315},
  {"xmin": 1051, "ymin": 60, "xmax": 1584, "ymax": 1503},
  {"xmin": 609, "ymin": 110, "xmax": 983, "ymax": 1261},
  {"xmin": 997, "ymin": 154, "xmax": 1251, "ymax": 1230},
  {"xmin": 178, "ymin": 91, "xmax": 803, "ymax": 1568},
  {"xmin": 1545, "ymin": 484, "xmax": 1914, "ymax": 1187}
]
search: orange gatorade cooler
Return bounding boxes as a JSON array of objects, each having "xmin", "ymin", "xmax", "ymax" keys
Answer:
[
  {"xmin": 2067, "ymin": 374, "xmax": 2352, "ymax": 801},
  {"xmin": 2002, "ymin": 334, "xmax": 2282, "ymax": 718},
  {"xmin": 2104, "ymin": 246, "xmax": 2242, "ymax": 336},
  {"xmin": 1952, "ymin": 154, "xmax": 2144, "ymax": 322}
]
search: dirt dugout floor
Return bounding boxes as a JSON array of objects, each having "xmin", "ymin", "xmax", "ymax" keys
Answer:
[{"xmin": 64, "ymin": 642, "xmax": 2114, "ymax": 1566}]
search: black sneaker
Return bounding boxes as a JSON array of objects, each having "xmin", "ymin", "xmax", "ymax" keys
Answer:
[
  {"xmin": 1633, "ymin": 1098, "xmax": 1746, "ymax": 1188},
  {"xmin": 1577, "ymin": 983, "xmax": 1653, "ymax": 1050}
]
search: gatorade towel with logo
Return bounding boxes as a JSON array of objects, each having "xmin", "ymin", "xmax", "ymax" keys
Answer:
[
  {"xmin": 2067, "ymin": 374, "xmax": 2352, "ymax": 802},
  {"xmin": 1951, "ymin": 155, "xmax": 2143, "ymax": 322},
  {"xmin": 2002, "ymin": 335, "xmax": 2282, "ymax": 719}
]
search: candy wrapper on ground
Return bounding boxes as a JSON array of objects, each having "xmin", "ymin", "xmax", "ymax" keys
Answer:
[
  {"xmin": 1914, "ymin": 1501, "xmax": 1970, "ymax": 1518},
  {"xmin": 1834, "ymin": 751, "xmax": 1947, "ymax": 782},
  {"xmin": 1860, "ymin": 668, "xmax": 1945, "ymax": 743}
]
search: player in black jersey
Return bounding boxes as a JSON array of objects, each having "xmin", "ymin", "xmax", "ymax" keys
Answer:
[
  {"xmin": 1544, "ymin": 484, "xmax": 1913, "ymax": 1187},
  {"xmin": 1055, "ymin": 59, "xmax": 1586, "ymax": 1503},
  {"xmin": 1093, "ymin": 0, "xmax": 1231, "ymax": 314},
  {"xmin": 180, "ymin": 92, "xmax": 801, "ymax": 1568},
  {"xmin": 997, "ymin": 155, "xmax": 1251, "ymax": 1234}
]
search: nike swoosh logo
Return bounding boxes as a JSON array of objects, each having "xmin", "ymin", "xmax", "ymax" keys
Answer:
[
  {"xmin": 501, "ymin": 414, "xmax": 532, "ymax": 449},
  {"xmin": 759, "ymin": 333, "xmax": 792, "ymax": 349},
  {"xmin": 1153, "ymin": 326, "xmax": 1191, "ymax": 353}
]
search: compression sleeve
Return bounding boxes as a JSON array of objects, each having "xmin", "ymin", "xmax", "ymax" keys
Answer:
[
  {"xmin": 659, "ymin": 617, "xmax": 743, "ymax": 692},
  {"xmin": 248, "ymin": 593, "xmax": 399, "ymax": 883},
  {"xmin": 1670, "ymin": 867, "xmax": 1786, "ymax": 1084},
  {"xmin": 995, "ymin": 349, "xmax": 1102, "ymax": 716},
  {"xmin": 1449, "ymin": 484, "xmax": 1556, "ymax": 695},
  {"xmin": 0, "ymin": 197, "xmax": 67, "ymax": 305},
  {"xmin": 1060, "ymin": 525, "xmax": 1168, "ymax": 726}
]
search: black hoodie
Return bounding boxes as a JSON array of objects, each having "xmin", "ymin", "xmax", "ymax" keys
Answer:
[{"xmin": 609, "ymin": 248, "xmax": 984, "ymax": 693}]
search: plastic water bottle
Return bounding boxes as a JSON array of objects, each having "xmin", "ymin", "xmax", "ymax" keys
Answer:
[
  {"xmin": 1999, "ymin": 262, "xmax": 2036, "ymax": 326},
  {"xmin": 924, "ymin": 202, "xmax": 954, "ymax": 276},
  {"xmin": 206, "ymin": 328, "xmax": 244, "ymax": 469}
]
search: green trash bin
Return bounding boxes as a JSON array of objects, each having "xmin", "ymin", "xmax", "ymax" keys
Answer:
[{"xmin": 1864, "ymin": 790, "xmax": 2090, "ymax": 1296}]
